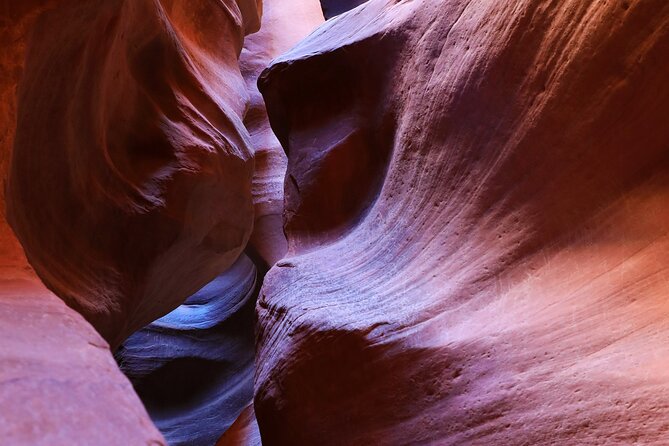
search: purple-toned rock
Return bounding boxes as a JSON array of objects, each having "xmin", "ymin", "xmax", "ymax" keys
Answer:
[
  {"xmin": 256, "ymin": 0, "xmax": 669, "ymax": 444},
  {"xmin": 117, "ymin": 255, "xmax": 257, "ymax": 446}
]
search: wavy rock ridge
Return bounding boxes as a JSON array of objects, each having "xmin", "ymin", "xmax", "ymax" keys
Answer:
[
  {"xmin": 256, "ymin": 0, "xmax": 669, "ymax": 444},
  {"xmin": 7, "ymin": 0, "xmax": 260, "ymax": 348},
  {"xmin": 117, "ymin": 254, "xmax": 257, "ymax": 446},
  {"xmin": 0, "ymin": 3, "xmax": 165, "ymax": 444},
  {"xmin": 3, "ymin": 0, "xmax": 669, "ymax": 444}
]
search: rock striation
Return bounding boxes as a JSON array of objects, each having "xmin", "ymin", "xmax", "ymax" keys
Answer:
[
  {"xmin": 256, "ymin": 0, "xmax": 669, "ymax": 444},
  {"xmin": 117, "ymin": 254, "xmax": 257, "ymax": 446},
  {"xmin": 241, "ymin": 0, "xmax": 324, "ymax": 267},
  {"xmin": 0, "ymin": 4, "xmax": 164, "ymax": 444},
  {"xmin": 6, "ymin": 0, "xmax": 261, "ymax": 348}
]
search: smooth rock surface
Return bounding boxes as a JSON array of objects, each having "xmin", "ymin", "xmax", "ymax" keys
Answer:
[
  {"xmin": 0, "ymin": 279, "xmax": 165, "ymax": 446},
  {"xmin": 241, "ymin": 0, "xmax": 324, "ymax": 267},
  {"xmin": 256, "ymin": 0, "xmax": 669, "ymax": 444},
  {"xmin": 6, "ymin": 0, "xmax": 260, "ymax": 348},
  {"xmin": 117, "ymin": 254, "xmax": 258, "ymax": 446},
  {"xmin": 320, "ymin": 0, "xmax": 369, "ymax": 19},
  {"xmin": 0, "ymin": 6, "xmax": 164, "ymax": 444}
]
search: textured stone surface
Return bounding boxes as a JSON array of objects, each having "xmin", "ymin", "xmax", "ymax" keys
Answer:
[
  {"xmin": 114, "ymin": 4, "xmax": 324, "ymax": 444},
  {"xmin": 256, "ymin": 0, "xmax": 669, "ymax": 444},
  {"xmin": 0, "ymin": 5, "xmax": 164, "ymax": 444},
  {"xmin": 241, "ymin": 0, "xmax": 324, "ymax": 267},
  {"xmin": 6, "ymin": 0, "xmax": 260, "ymax": 348},
  {"xmin": 117, "ymin": 254, "xmax": 257, "ymax": 446}
]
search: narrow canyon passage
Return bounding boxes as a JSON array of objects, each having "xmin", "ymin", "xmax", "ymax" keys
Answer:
[{"xmin": 2, "ymin": 1, "xmax": 669, "ymax": 445}]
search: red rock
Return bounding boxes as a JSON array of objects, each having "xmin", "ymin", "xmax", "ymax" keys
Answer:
[
  {"xmin": 6, "ymin": 0, "xmax": 261, "ymax": 348},
  {"xmin": 241, "ymin": 0, "xmax": 324, "ymax": 267},
  {"xmin": 256, "ymin": 0, "xmax": 669, "ymax": 444},
  {"xmin": 0, "ymin": 0, "xmax": 60, "ymax": 279},
  {"xmin": 0, "ymin": 5, "xmax": 164, "ymax": 443}
]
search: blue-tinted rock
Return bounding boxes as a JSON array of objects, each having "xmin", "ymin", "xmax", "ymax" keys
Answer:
[{"xmin": 116, "ymin": 254, "xmax": 257, "ymax": 446}]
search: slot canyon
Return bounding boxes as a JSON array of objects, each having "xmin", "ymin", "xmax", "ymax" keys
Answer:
[{"xmin": 1, "ymin": 0, "xmax": 669, "ymax": 445}]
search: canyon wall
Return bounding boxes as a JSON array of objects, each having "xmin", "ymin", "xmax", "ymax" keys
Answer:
[
  {"xmin": 6, "ymin": 0, "xmax": 261, "ymax": 349},
  {"xmin": 117, "ymin": 254, "xmax": 257, "ymax": 446},
  {"xmin": 118, "ymin": 1, "xmax": 324, "ymax": 444},
  {"xmin": 4, "ymin": 0, "xmax": 669, "ymax": 444},
  {"xmin": 256, "ymin": 0, "xmax": 669, "ymax": 444},
  {"xmin": 0, "ymin": 3, "xmax": 164, "ymax": 444},
  {"xmin": 243, "ymin": 0, "xmax": 325, "ymax": 267}
]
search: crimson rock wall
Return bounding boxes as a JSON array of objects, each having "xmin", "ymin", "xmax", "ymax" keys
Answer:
[{"xmin": 7, "ymin": 0, "xmax": 261, "ymax": 348}]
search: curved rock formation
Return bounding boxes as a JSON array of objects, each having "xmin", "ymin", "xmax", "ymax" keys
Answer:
[
  {"xmin": 118, "ymin": 3, "xmax": 325, "ymax": 442},
  {"xmin": 117, "ymin": 254, "xmax": 257, "ymax": 446},
  {"xmin": 256, "ymin": 0, "xmax": 669, "ymax": 444},
  {"xmin": 6, "ymin": 0, "xmax": 260, "ymax": 348},
  {"xmin": 216, "ymin": 404, "xmax": 262, "ymax": 446},
  {"xmin": 0, "ymin": 5, "xmax": 164, "ymax": 444},
  {"xmin": 241, "ymin": 0, "xmax": 324, "ymax": 267}
]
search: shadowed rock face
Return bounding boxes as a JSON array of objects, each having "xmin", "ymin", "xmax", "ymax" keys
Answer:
[
  {"xmin": 117, "ymin": 254, "xmax": 257, "ymax": 446},
  {"xmin": 216, "ymin": 404, "xmax": 262, "ymax": 446},
  {"xmin": 241, "ymin": 0, "xmax": 325, "ymax": 268},
  {"xmin": 6, "ymin": 0, "xmax": 260, "ymax": 348},
  {"xmin": 319, "ymin": 0, "xmax": 369, "ymax": 19},
  {"xmin": 0, "ymin": 4, "xmax": 164, "ymax": 444},
  {"xmin": 0, "ymin": 0, "xmax": 60, "ymax": 279},
  {"xmin": 256, "ymin": 0, "xmax": 669, "ymax": 444}
]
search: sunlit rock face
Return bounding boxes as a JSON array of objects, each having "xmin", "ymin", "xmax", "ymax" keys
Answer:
[
  {"xmin": 0, "ymin": 4, "xmax": 164, "ymax": 444},
  {"xmin": 319, "ymin": 0, "xmax": 368, "ymax": 18},
  {"xmin": 117, "ymin": 255, "xmax": 257, "ymax": 446},
  {"xmin": 256, "ymin": 0, "xmax": 669, "ymax": 444},
  {"xmin": 6, "ymin": 0, "xmax": 260, "ymax": 349},
  {"xmin": 241, "ymin": 0, "xmax": 324, "ymax": 268}
]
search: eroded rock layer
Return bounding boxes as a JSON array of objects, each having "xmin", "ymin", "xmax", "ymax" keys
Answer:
[
  {"xmin": 0, "ymin": 4, "xmax": 164, "ymax": 444},
  {"xmin": 6, "ymin": 0, "xmax": 260, "ymax": 348},
  {"xmin": 256, "ymin": 0, "xmax": 669, "ymax": 444},
  {"xmin": 241, "ymin": 0, "xmax": 324, "ymax": 267},
  {"xmin": 117, "ymin": 254, "xmax": 257, "ymax": 446}
]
